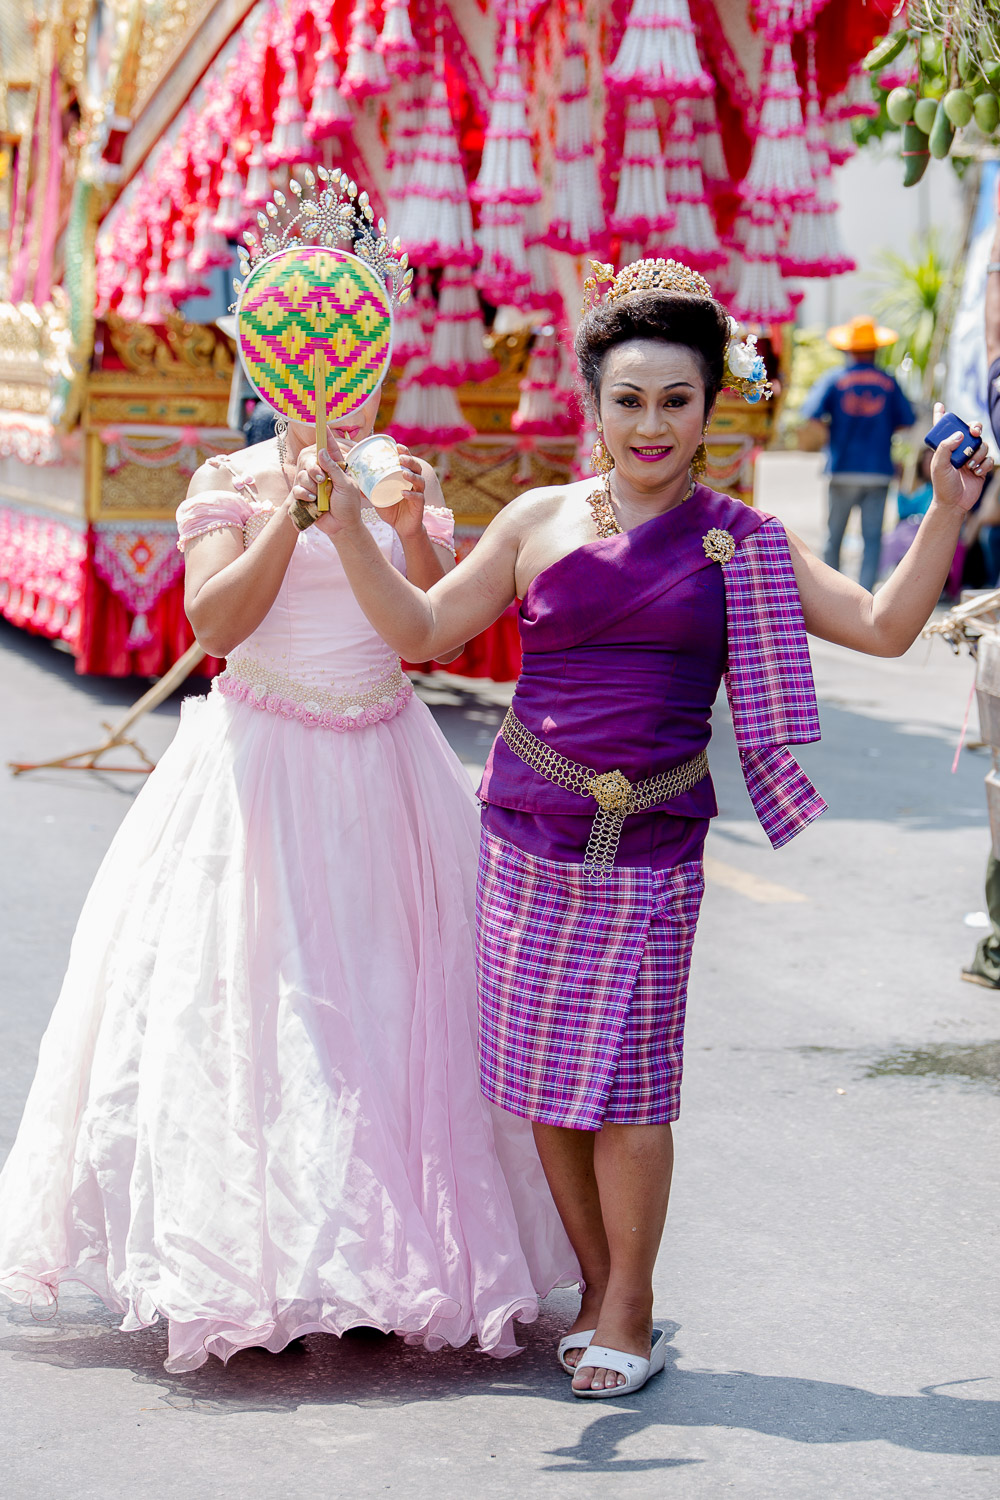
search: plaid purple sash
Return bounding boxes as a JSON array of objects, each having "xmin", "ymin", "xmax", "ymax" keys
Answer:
[{"xmin": 722, "ymin": 514, "xmax": 828, "ymax": 848}]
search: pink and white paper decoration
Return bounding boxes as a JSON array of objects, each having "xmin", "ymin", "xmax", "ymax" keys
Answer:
[
  {"xmin": 389, "ymin": 365, "xmax": 475, "ymax": 447},
  {"xmin": 471, "ymin": 17, "xmax": 540, "ymax": 208},
  {"xmin": 385, "ymin": 76, "xmax": 426, "ymax": 221},
  {"xmin": 654, "ymin": 101, "xmax": 725, "ymax": 270},
  {"xmin": 212, "ymin": 155, "xmax": 246, "ymax": 236},
  {"xmin": 391, "ymin": 267, "xmax": 433, "ymax": 365},
  {"xmin": 266, "ymin": 38, "xmax": 309, "ymax": 168},
  {"xmin": 739, "ymin": 23, "xmax": 813, "ymax": 208},
  {"xmin": 189, "ymin": 188, "xmax": 232, "ymax": 274},
  {"xmin": 392, "ymin": 56, "xmax": 477, "ymax": 267},
  {"xmin": 838, "ymin": 64, "xmax": 879, "ymax": 121},
  {"xmin": 691, "ymin": 94, "xmax": 730, "ymax": 193},
  {"xmin": 546, "ymin": 16, "xmax": 606, "ymax": 255},
  {"xmin": 523, "ymin": 204, "xmax": 563, "ymax": 318},
  {"xmin": 729, "ymin": 202, "xmax": 793, "ymax": 325},
  {"xmin": 306, "ymin": 35, "xmax": 353, "ymax": 140},
  {"xmin": 782, "ymin": 34, "xmax": 853, "ymax": 279},
  {"xmin": 824, "ymin": 66, "xmax": 876, "ymax": 166},
  {"xmin": 606, "ymin": 0, "xmax": 712, "ymax": 101},
  {"xmin": 117, "ymin": 264, "xmax": 144, "ymax": 322},
  {"xmin": 512, "ymin": 327, "xmax": 578, "ymax": 438},
  {"xmin": 475, "ymin": 201, "xmax": 531, "ymax": 305},
  {"xmin": 140, "ymin": 225, "xmax": 170, "ymax": 324},
  {"xmin": 376, "ymin": 0, "xmax": 420, "ymax": 79},
  {"xmin": 424, "ymin": 265, "xmax": 498, "ymax": 385},
  {"xmin": 472, "ymin": 17, "xmax": 540, "ymax": 306},
  {"xmin": 341, "ymin": 0, "xmax": 391, "ymax": 102},
  {"xmin": 609, "ymin": 97, "xmax": 674, "ymax": 240},
  {"xmin": 242, "ymin": 132, "xmax": 271, "ymax": 210},
  {"xmin": 163, "ymin": 220, "xmax": 209, "ymax": 303}
]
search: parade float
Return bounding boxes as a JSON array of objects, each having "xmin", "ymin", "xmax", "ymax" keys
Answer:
[{"xmin": 0, "ymin": 0, "xmax": 893, "ymax": 680}]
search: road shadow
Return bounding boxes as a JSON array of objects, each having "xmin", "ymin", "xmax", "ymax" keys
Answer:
[
  {"xmin": 1, "ymin": 1296, "xmax": 997, "ymax": 1462},
  {"xmin": 0, "ymin": 617, "xmax": 212, "ymax": 718},
  {"xmin": 709, "ymin": 696, "xmax": 989, "ymax": 834}
]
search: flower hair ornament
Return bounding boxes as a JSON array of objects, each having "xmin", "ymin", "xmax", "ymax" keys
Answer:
[{"xmin": 582, "ymin": 259, "xmax": 772, "ymax": 405}]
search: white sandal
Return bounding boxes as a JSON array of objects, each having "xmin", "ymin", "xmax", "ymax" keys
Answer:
[
  {"xmin": 556, "ymin": 1329, "xmax": 597, "ymax": 1374},
  {"xmin": 572, "ymin": 1329, "xmax": 668, "ymax": 1399}
]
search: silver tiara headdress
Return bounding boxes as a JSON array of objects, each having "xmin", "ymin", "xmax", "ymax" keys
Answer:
[{"xmin": 233, "ymin": 165, "xmax": 413, "ymax": 309}]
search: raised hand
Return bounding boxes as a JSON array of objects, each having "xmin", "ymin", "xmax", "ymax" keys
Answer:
[
  {"xmin": 371, "ymin": 443, "xmax": 427, "ymax": 538},
  {"xmin": 929, "ymin": 403, "xmax": 994, "ymax": 514},
  {"xmin": 290, "ymin": 435, "xmax": 366, "ymax": 536}
]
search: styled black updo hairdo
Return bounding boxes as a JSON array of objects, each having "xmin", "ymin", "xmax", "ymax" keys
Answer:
[{"xmin": 574, "ymin": 290, "xmax": 732, "ymax": 421}]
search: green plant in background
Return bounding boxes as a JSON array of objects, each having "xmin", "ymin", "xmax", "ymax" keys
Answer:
[{"xmin": 867, "ymin": 234, "xmax": 957, "ymax": 396}]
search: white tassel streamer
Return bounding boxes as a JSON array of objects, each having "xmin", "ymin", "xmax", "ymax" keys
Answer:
[
  {"xmin": 389, "ymin": 359, "xmax": 475, "ymax": 447},
  {"xmin": 266, "ymin": 41, "xmax": 309, "ymax": 168},
  {"xmin": 691, "ymin": 94, "xmax": 730, "ymax": 190},
  {"xmin": 730, "ymin": 203, "xmax": 793, "ymax": 324},
  {"xmin": 547, "ymin": 16, "xmax": 606, "ymax": 253},
  {"xmin": 425, "ymin": 265, "xmax": 498, "ymax": 385},
  {"xmin": 654, "ymin": 101, "xmax": 725, "ymax": 270},
  {"xmin": 610, "ymin": 97, "xmax": 673, "ymax": 240},
  {"xmin": 307, "ymin": 35, "xmax": 353, "ymax": 140},
  {"xmin": 740, "ymin": 29, "xmax": 813, "ymax": 207},
  {"xmin": 212, "ymin": 155, "xmax": 246, "ymax": 236},
  {"xmin": 781, "ymin": 33, "xmax": 854, "ymax": 278},
  {"xmin": 606, "ymin": 0, "xmax": 712, "ymax": 100},
  {"xmin": 342, "ymin": 0, "xmax": 391, "ymax": 102},
  {"xmin": 377, "ymin": 0, "xmax": 420, "ymax": 78},
  {"xmin": 392, "ymin": 56, "xmax": 477, "ymax": 266}
]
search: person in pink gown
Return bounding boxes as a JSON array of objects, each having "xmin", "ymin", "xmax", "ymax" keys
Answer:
[{"xmin": 0, "ymin": 187, "xmax": 578, "ymax": 1375}]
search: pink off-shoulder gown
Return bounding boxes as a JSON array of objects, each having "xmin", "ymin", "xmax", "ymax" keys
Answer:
[{"xmin": 0, "ymin": 458, "xmax": 578, "ymax": 1373}]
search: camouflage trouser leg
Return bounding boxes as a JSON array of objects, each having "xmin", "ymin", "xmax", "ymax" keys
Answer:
[{"xmin": 968, "ymin": 852, "xmax": 1000, "ymax": 984}]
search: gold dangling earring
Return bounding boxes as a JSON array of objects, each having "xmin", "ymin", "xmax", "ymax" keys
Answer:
[
  {"xmin": 691, "ymin": 433, "xmax": 708, "ymax": 480},
  {"xmin": 591, "ymin": 426, "xmax": 614, "ymax": 477}
]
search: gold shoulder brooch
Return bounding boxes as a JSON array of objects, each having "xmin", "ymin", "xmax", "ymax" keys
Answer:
[{"xmin": 703, "ymin": 528, "xmax": 736, "ymax": 566}]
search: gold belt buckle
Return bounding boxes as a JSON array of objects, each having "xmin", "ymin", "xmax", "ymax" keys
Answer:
[{"xmin": 588, "ymin": 768, "xmax": 635, "ymax": 814}]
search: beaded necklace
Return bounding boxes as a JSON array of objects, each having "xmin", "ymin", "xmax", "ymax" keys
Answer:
[{"xmin": 587, "ymin": 472, "xmax": 696, "ymax": 539}]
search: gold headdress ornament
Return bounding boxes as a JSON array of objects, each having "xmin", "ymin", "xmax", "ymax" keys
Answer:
[
  {"xmin": 582, "ymin": 258, "xmax": 772, "ymax": 405},
  {"xmin": 232, "ymin": 165, "xmax": 413, "ymax": 310}
]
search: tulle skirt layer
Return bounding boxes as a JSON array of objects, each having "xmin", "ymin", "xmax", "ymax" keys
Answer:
[{"xmin": 0, "ymin": 690, "xmax": 578, "ymax": 1372}]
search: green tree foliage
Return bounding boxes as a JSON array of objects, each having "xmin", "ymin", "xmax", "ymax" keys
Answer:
[{"xmin": 868, "ymin": 235, "xmax": 956, "ymax": 381}]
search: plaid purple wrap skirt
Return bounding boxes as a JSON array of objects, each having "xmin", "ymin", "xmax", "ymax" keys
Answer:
[{"xmin": 475, "ymin": 831, "xmax": 705, "ymax": 1131}]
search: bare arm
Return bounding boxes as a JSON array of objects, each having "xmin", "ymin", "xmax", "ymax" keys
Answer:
[
  {"xmin": 183, "ymin": 467, "xmax": 300, "ymax": 658},
  {"xmin": 294, "ymin": 444, "xmax": 523, "ymax": 659},
  {"xmin": 789, "ymin": 413, "xmax": 993, "ymax": 657},
  {"xmin": 796, "ymin": 417, "xmax": 828, "ymax": 453},
  {"xmin": 987, "ymin": 218, "xmax": 1000, "ymax": 369},
  {"xmin": 375, "ymin": 452, "xmax": 457, "ymax": 590}
]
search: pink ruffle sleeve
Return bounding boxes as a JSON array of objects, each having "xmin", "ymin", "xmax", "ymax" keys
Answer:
[
  {"xmin": 175, "ymin": 491, "xmax": 253, "ymax": 552},
  {"xmin": 423, "ymin": 504, "xmax": 456, "ymax": 557}
]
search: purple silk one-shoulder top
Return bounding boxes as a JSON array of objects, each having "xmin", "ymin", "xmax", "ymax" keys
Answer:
[{"xmin": 479, "ymin": 486, "xmax": 730, "ymax": 869}]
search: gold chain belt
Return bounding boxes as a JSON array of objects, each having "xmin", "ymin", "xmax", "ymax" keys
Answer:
[{"xmin": 500, "ymin": 708, "xmax": 709, "ymax": 881}]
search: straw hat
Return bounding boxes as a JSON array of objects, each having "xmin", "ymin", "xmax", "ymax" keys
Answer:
[{"xmin": 826, "ymin": 314, "xmax": 898, "ymax": 352}]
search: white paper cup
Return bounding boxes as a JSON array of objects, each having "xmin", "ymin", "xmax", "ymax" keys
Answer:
[{"xmin": 346, "ymin": 435, "xmax": 410, "ymax": 509}]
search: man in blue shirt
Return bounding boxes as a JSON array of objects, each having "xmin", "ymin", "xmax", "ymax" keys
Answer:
[{"xmin": 799, "ymin": 314, "xmax": 916, "ymax": 592}]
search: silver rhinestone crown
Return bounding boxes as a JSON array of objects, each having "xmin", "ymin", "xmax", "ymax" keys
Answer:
[{"xmin": 233, "ymin": 165, "xmax": 413, "ymax": 309}]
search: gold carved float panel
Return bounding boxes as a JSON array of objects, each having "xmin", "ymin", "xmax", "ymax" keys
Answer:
[{"xmin": 435, "ymin": 439, "xmax": 576, "ymax": 529}]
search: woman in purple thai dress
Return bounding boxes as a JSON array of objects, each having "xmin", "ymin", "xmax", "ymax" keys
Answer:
[{"xmin": 291, "ymin": 259, "xmax": 992, "ymax": 1398}]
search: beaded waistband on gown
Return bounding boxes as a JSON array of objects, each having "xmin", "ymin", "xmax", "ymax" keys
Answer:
[{"xmin": 216, "ymin": 651, "xmax": 413, "ymax": 732}]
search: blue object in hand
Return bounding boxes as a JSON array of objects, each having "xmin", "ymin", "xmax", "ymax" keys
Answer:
[{"xmin": 924, "ymin": 410, "xmax": 983, "ymax": 469}]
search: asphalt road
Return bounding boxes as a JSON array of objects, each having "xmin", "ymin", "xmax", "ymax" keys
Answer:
[{"xmin": 0, "ymin": 456, "xmax": 998, "ymax": 1498}]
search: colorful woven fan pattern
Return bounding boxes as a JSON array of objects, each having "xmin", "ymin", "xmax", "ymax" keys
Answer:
[{"xmin": 237, "ymin": 247, "xmax": 392, "ymax": 422}]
